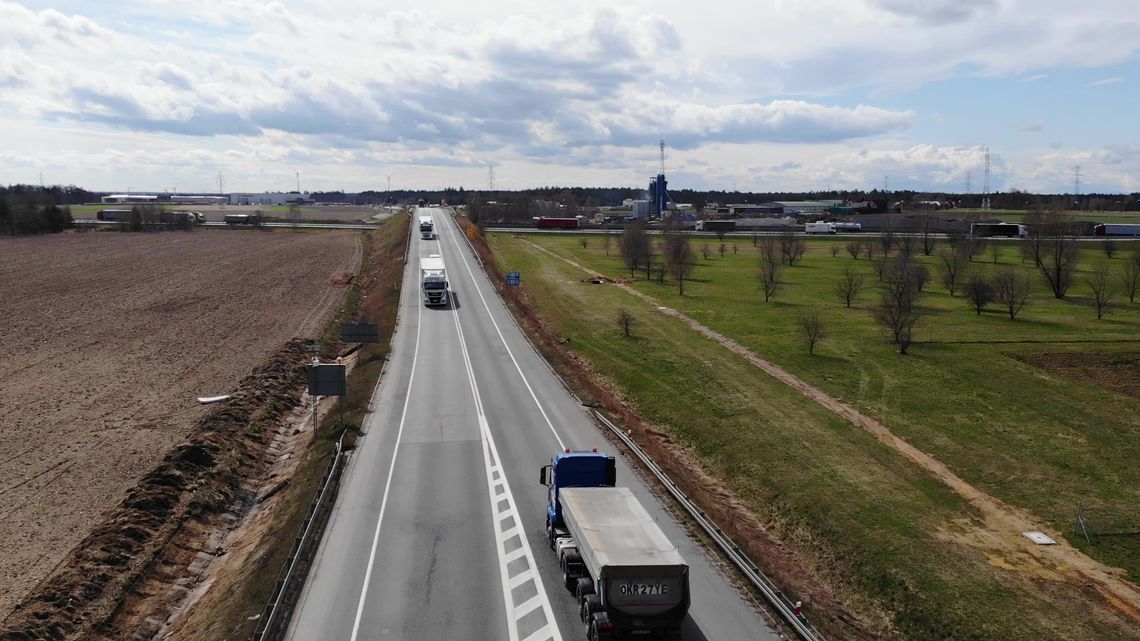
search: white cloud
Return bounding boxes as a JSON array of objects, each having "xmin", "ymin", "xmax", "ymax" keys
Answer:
[
  {"xmin": 3, "ymin": 1, "xmax": 1140, "ymax": 192},
  {"xmin": 1087, "ymin": 77, "xmax": 1123, "ymax": 87}
]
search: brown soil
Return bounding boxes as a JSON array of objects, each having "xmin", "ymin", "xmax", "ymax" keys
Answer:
[
  {"xmin": 515, "ymin": 235, "xmax": 1140, "ymax": 632},
  {"xmin": 1012, "ymin": 352, "xmax": 1140, "ymax": 399},
  {"xmin": 0, "ymin": 230, "xmax": 361, "ymax": 622},
  {"xmin": 0, "ymin": 339, "xmax": 312, "ymax": 640}
]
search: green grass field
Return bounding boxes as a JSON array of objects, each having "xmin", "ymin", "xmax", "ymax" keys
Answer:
[{"xmin": 488, "ymin": 231, "xmax": 1140, "ymax": 641}]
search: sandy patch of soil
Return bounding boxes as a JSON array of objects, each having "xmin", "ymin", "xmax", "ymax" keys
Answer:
[{"xmin": 0, "ymin": 231, "xmax": 361, "ymax": 621}]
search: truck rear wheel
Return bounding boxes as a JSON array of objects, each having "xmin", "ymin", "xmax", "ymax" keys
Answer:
[
  {"xmin": 579, "ymin": 593, "xmax": 601, "ymax": 623},
  {"xmin": 575, "ymin": 577, "xmax": 595, "ymax": 600},
  {"xmin": 561, "ymin": 550, "xmax": 584, "ymax": 591}
]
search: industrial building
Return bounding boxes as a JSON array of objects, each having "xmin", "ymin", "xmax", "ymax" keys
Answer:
[
  {"xmin": 101, "ymin": 194, "xmax": 158, "ymax": 204},
  {"xmin": 229, "ymin": 192, "xmax": 314, "ymax": 206}
]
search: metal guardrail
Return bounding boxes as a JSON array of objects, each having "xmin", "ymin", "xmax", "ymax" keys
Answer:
[
  {"xmin": 251, "ymin": 427, "xmax": 351, "ymax": 641},
  {"xmin": 592, "ymin": 410, "xmax": 827, "ymax": 641}
]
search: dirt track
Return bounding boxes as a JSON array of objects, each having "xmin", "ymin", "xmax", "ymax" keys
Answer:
[{"xmin": 0, "ymin": 229, "xmax": 361, "ymax": 620}]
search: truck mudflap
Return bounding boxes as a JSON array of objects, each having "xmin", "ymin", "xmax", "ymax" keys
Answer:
[{"xmin": 587, "ymin": 611, "xmax": 615, "ymax": 641}]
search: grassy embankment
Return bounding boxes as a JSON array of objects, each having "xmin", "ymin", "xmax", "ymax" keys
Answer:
[
  {"xmin": 184, "ymin": 213, "xmax": 410, "ymax": 641},
  {"xmin": 487, "ymin": 230, "xmax": 1140, "ymax": 641}
]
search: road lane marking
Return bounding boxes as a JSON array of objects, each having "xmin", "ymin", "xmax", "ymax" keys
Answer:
[
  {"xmin": 451, "ymin": 297, "xmax": 561, "ymax": 641},
  {"xmin": 348, "ymin": 271, "xmax": 423, "ymax": 641},
  {"xmin": 440, "ymin": 215, "xmax": 567, "ymax": 451}
]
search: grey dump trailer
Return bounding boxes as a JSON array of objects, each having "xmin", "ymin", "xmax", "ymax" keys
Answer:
[{"xmin": 556, "ymin": 485, "xmax": 690, "ymax": 641}]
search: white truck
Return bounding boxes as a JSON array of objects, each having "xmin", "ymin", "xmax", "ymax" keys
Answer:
[
  {"xmin": 420, "ymin": 254, "xmax": 449, "ymax": 306},
  {"xmin": 418, "ymin": 215, "xmax": 435, "ymax": 240},
  {"xmin": 804, "ymin": 221, "xmax": 836, "ymax": 234}
]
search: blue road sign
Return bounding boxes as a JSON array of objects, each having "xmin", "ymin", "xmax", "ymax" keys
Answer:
[{"xmin": 506, "ymin": 271, "xmax": 521, "ymax": 286}]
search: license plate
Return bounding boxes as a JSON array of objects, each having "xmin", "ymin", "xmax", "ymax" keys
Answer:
[{"xmin": 617, "ymin": 583, "xmax": 669, "ymax": 596}]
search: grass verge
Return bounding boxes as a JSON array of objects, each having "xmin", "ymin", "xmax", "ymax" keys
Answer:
[{"xmin": 484, "ymin": 229, "xmax": 1140, "ymax": 641}]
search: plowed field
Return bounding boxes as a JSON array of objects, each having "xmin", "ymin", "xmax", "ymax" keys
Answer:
[{"xmin": 0, "ymin": 229, "xmax": 362, "ymax": 619}]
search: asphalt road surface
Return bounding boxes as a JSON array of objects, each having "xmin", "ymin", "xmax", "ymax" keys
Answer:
[{"xmin": 287, "ymin": 209, "xmax": 779, "ymax": 641}]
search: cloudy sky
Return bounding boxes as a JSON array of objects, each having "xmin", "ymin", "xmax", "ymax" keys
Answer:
[{"xmin": 2, "ymin": 0, "xmax": 1138, "ymax": 194}]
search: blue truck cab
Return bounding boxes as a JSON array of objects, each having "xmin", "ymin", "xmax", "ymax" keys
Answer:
[{"xmin": 540, "ymin": 449, "xmax": 616, "ymax": 540}]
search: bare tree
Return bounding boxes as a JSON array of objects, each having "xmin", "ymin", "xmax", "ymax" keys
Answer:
[
  {"xmin": 897, "ymin": 234, "xmax": 917, "ymax": 260},
  {"xmin": 616, "ymin": 309, "xmax": 637, "ymax": 337},
  {"xmin": 719, "ymin": 243, "xmax": 727, "ymax": 258},
  {"xmin": 289, "ymin": 202, "xmax": 302, "ymax": 230},
  {"xmin": 580, "ymin": 237, "xmax": 589, "ymax": 249},
  {"xmin": 603, "ymin": 233, "xmax": 612, "ymax": 256},
  {"xmin": 798, "ymin": 310, "xmax": 826, "ymax": 355},
  {"xmin": 869, "ymin": 254, "xmax": 889, "ymax": 281},
  {"xmin": 733, "ymin": 243, "xmax": 738, "ymax": 255},
  {"xmin": 918, "ymin": 210, "xmax": 937, "ymax": 255},
  {"xmin": 911, "ymin": 264, "xmax": 931, "ymax": 292},
  {"xmin": 989, "ymin": 241, "xmax": 1001, "ymax": 264},
  {"xmin": 835, "ymin": 267, "xmax": 865, "ymax": 308},
  {"xmin": 665, "ymin": 232, "xmax": 695, "ymax": 295},
  {"xmin": 1121, "ymin": 252, "xmax": 1140, "ymax": 303},
  {"xmin": 963, "ymin": 274, "xmax": 995, "ymax": 315},
  {"xmin": 862, "ymin": 239, "xmax": 879, "ymax": 262},
  {"xmin": 846, "ymin": 241, "xmax": 862, "ymax": 260},
  {"xmin": 1086, "ymin": 265, "xmax": 1115, "ymax": 319},
  {"xmin": 1035, "ymin": 220, "xmax": 1080, "ymax": 298},
  {"xmin": 758, "ymin": 236, "xmax": 782, "ymax": 302},
  {"xmin": 938, "ymin": 248, "xmax": 968, "ymax": 296},
  {"xmin": 872, "ymin": 258, "xmax": 925, "ymax": 354},
  {"xmin": 966, "ymin": 236, "xmax": 987, "ymax": 262},
  {"xmin": 620, "ymin": 221, "xmax": 650, "ymax": 276},
  {"xmin": 993, "ymin": 269, "xmax": 1032, "ymax": 319},
  {"xmin": 1103, "ymin": 238, "xmax": 1118, "ymax": 259},
  {"xmin": 879, "ymin": 217, "xmax": 896, "ymax": 254},
  {"xmin": 780, "ymin": 230, "xmax": 807, "ymax": 266},
  {"xmin": 700, "ymin": 243, "xmax": 711, "ymax": 260},
  {"xmin": 829, "ymin": 244, "xmax": 840, "ymax": 258}
]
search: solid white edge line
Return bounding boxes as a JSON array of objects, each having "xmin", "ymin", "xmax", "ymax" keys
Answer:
[
  {"xmin": 440, "ymin": 216, "xmax": 566, "ymax": 450},
  {"xmin": 347, "ymin": 259, "xmax": 424, "ymax": 641}
]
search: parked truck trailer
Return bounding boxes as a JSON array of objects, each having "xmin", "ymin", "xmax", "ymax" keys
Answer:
[
  {"xmin": 541, "ymin": 450, "xmax": 690, "ymax": 641},
  {"xmin": 420, "ymin": 254, "xmax": 449, "ymax": 306}
]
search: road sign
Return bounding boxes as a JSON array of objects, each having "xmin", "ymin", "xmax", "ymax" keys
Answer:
[
  {"xmin": 308, "ymin": 363, "xmax": 347, "ymax": 396},
  {"xmin": 506, "ymin": 271, "xmax": 521, "ymax": 286},
  {"xmin": 341, "ymin": 319, "xmax": 380, "ymax": 343}
]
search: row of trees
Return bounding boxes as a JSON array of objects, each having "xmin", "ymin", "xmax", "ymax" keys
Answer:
[
  {"xmin": 0, "ymin": 193, "xmax": 72, "ymax": 235},
  {"xmin": 619, "ymin": 222, "xmax": 696, "ymax": 294}
]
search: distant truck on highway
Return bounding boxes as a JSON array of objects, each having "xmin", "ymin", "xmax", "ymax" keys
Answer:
[
  {"xmin": 694, "ymin": 220, "xmax": 735, "ymax": 232},
  {"xmin": 804, "ymin": 222, "xmax": 836, "ymax": 234},
  {"xmin": 420, "ymin": 254, "xmax": 449, "ymax": 306},
  {"xmin": 418, "ymin": 215, "xmax": 435, "ymax": 240},
  {"xmin": 971, "ymin": 222, "xmax": 1027, "ymax": 238},
  {"xmin": 96, "ymin": 209, "xmax": 132, "ymax": 221},
  {"xmin": 535, "ymin": 217, "xmax": 582, "ymax": 229},
  {"xmin": 225, "ymin": 213, "xmax": 261, "ymax": 226},
  {"xmin": 541, "ymin": 449, "xmax": 690, "ymax": 641},
  {"xmin": 1093, "ymin": 223, "xmax": 1140, "ymax": 236}
]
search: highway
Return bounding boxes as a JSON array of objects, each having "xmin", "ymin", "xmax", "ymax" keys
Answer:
[{"xmin": 286, "ymin": 208, "xmax": 778, "ymax": 641}]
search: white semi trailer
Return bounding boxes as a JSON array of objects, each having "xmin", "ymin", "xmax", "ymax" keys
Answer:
[
  {"xmin": 420, "ymin": 254, "xmax": 449, "ymax": 306},
  {"xmin": 418, "ymin": 215, "xmax": 435, "ymax": 240}
]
